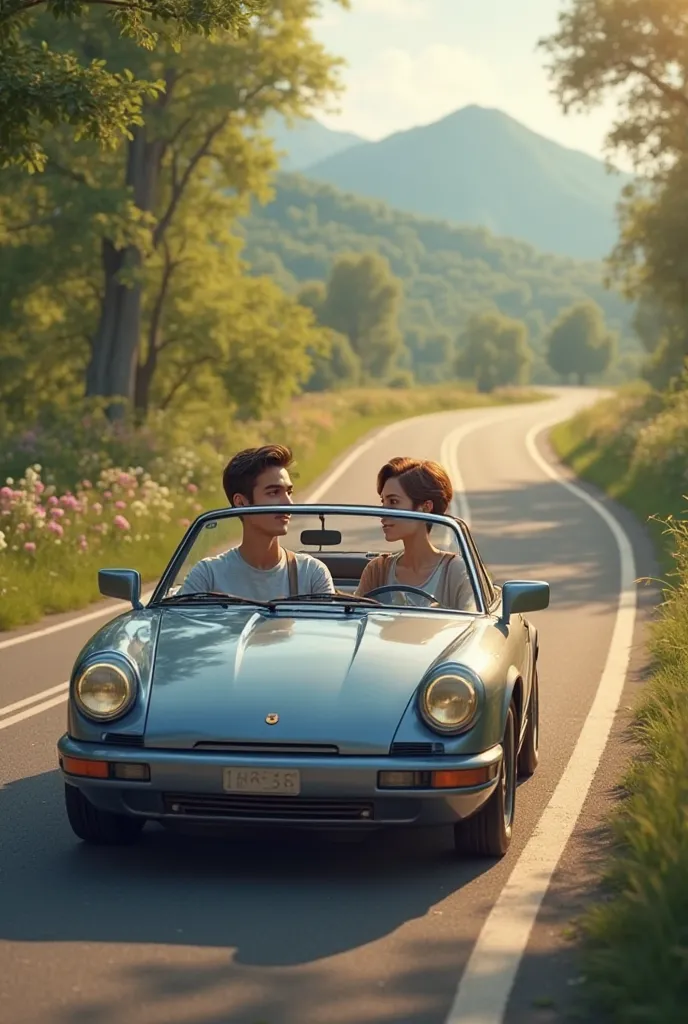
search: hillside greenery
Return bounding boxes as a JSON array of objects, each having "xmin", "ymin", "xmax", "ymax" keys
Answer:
[{"xmin": 240, "ymin": 172, "xmax": 642, "ymax": 386}]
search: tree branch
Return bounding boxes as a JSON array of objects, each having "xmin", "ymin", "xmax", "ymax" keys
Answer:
[
  {"xmin": 621, "ymin": 60, "xmax": 688, "ymax": 111},
  {"xmin": 152, "ymin": 115, "xmax": 228, "ymax": 248},
  {"xmin": 159, "ymin": 356, "xmax": 214, "ymax": 410}
]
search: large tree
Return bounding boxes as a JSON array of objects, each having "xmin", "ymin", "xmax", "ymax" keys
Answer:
[
  {"xmin": 0, "ymin": 0, "xmax": 265, "ymax": 173},
  {"xmin": 456, "ymin": 312, "xmax": 533, "ymax": 393},
  {"xmin": 1, "ymin": 1, "xmax": 346, "ymax": 417},
  {"xmin": 314, "ymin": 252, "xmax": 404, "ymax": 380},
  {"xmin": 545, "ymin": 301, "xmax": 616, "ymax": 385},
  {"xmin": 540, "ymin": 0, "xmax": 688, "ymax": 381}
]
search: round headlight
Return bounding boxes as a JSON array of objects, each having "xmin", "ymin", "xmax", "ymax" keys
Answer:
[
  {"xmin": 420, "ymin": 672, "xmax": 478, "ymax": 733},
  {"xmin": 74, "ymin": 660, "xmax": 136, "ymax": 720}
]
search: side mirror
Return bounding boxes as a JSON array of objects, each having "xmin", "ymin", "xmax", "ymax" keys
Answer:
[
  {"xmin": 499, "ymin": 580, "xmax": 549, "ymax": 626},
  {"xmin": 98, "ymin": 569, "xmax": 143, "ymax": 610}
]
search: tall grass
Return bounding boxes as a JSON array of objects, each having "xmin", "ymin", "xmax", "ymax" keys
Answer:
[{"xmin": 580, "ymin": 511, "xmax": 688, "ymax": 1022}]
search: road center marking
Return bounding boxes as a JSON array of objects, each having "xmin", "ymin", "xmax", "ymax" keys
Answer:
[{"xmin": 444, "ymin": 416, "xmax": 638, "ymax": 1024}]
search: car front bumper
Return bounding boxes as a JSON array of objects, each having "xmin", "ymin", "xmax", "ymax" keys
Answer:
[{"xmin": 57, "ymin": 734, "xmax": 503, "ymax": 829}]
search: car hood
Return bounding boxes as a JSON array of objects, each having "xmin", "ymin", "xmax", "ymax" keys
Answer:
[{"xmin": 144, "ymin": 607, "xmax": 475, "ymax": 754}]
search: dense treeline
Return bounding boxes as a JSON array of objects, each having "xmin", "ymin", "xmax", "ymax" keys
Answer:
[{"xmin": 240, "ymin": 173, "xmax": 641, "ymax": 385}]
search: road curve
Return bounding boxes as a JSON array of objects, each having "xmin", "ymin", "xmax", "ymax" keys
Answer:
[{"xmin": 0, "ymin": 387, "xmax": 658, "ymax": 1024}]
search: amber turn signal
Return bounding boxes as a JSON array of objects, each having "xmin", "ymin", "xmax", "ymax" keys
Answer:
[
  {"xmin": 431, "ymin": 766, "xmax": 497, "ymax": 788},
  {"xmin": 61, "ymin": 756, "xmax": 109, "ymax": 779}
]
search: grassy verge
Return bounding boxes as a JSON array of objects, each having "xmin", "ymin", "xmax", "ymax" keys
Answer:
[
  {"xmin": 550, "ymin": 384, "xmax": 687, "ymax": 574},
  {"xmin": 549, "ymin": 384, "xmax": 688, "ymax": 1020},
  {"xmin": 0, "ymin": 383, "xmax": 546, "ymax": 631}
]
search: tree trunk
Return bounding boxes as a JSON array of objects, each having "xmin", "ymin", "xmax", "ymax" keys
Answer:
[
  {"xmin": 86, "ymin": 123, "xmax": 165, "ymax": 416},
  {"xmin": 577, "ymin": 371, "xmax": 587, "ymax": 385}
]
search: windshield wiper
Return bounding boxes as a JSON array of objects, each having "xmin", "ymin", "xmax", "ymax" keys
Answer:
[
  {"xmin": 160, "ymin": 591, "xmax": 271, "ymax": 608},
  {"xmin": 269, "ymin": 593, "xmax": 381, "ymax": 606}
]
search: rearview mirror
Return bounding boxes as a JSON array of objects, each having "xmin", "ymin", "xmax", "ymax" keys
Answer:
[
  {"xmin": 300, "ymin": 529, "xmax": 342, "ymax": 547},
  {"xmin": 499, "ymin": 580, "xmax": 549, "ymax": 626},
  {"xmin": 98, "ymin": 569, "xmax": 143, "ymax": 610}
]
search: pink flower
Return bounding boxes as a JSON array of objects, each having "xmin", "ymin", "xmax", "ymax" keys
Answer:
[
  {"xmin": 178, "ymin": 518, "xmax": 190, "ymax": 528},
  {"xmin": 34, "ymin": 481, "xmax": 45, "ymax": 495},
  {"xmin": 104, "ymin": 490, "xmax": 112, "ymax": 499},
  {"xmin": 115, "ymin": 500, "xmax": 127, "ymax": 510},
  {"xmin": 24, "ymin": 541, "xmax": 36, "ymax": 554},
  {"xmin": 82, "ymin": 480, "xmax": 92, "ymax": 489},
  {"xmin": 92, "ymin": 502, "xmax": 103, "ymax": 515},
  {"xmin": 187, "ymin": 483, "xmax": 198, "ymax": 494},
  {"xmin": 48, "ymin": 495, "xmax": 59, "ymax": 506},
  {"xmin": 46, "ymin": 521, "xmax": 64, "ymax": 538},
  {"xmin": 50, "ymin": 507, "xmax": 65, "ymax": 519},
  {"xmin": 16, "ymin": 522, "xmax": 26, "ymax": 532},
  {"xmin": 113, "ymin": 515, "xmax": 130, "ymax": 531},
  {"xmin": 78, "ymin": 535, "xmax": 88, "ymax": 551}
]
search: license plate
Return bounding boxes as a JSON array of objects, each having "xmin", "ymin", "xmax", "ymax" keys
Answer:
[{"xmin": 223, "ymin": 768, "xmax": 301, "ymax": 795}]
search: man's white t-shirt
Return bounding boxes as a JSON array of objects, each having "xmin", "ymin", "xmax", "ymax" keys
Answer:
[{"xmin": 180, "ymin": 547, "xmax": 335, "ymax": 601}]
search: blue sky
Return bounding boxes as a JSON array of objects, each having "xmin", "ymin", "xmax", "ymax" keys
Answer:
[{"xmin": 313, "ymin": 0, "xmax": 621, "ymax": 164}]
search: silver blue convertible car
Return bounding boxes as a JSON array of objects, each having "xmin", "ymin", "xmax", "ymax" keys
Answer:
[{"xmin": 57, "ymin": 505, "xmax": 549, "ymax": 858}]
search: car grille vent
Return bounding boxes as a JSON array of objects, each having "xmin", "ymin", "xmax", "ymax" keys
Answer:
[
  {"xmin": 102, "ymin": 732, "xmax": 144, "ymax": 747},
  {"xmin": 163, "ymin": 793, "xmax": 374, "ymax": 822},
  {"xmin": 390, "ymin": 742, "xmax": 445, "ymax": 757},
  {"xmin": 193, "ymin": 742, "xmax": 339, "ymax": 755}
]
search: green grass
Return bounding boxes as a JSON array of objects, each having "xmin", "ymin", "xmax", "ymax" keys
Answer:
[
  {"xmin": 549, "ymin": 389, "xmax": 688, "ymax": 1021},
  {"xmin": 0, "ymin": 382, "xmax": 547, "ymax": 631}
]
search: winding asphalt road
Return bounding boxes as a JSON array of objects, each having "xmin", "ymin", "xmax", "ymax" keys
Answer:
[{"xmin": 0, "ymin": 387, "xmax": 658, "ymax": 1024}]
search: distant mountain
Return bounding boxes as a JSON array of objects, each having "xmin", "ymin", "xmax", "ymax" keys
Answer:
[
  {"xmin": 240, "ymin": 173, "xmax": 641, "ymax": 385},
  {"xmin": 263, "ymin": 114, "xmax": 365, "ymax": 171},
  {"xmin": 303, "ymin": 105, "xmax": 632, "ymax": 261}
]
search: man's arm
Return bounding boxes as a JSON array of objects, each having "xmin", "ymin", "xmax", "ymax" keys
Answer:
[
  {"xmin": 178, "ymin": 559, "xmax": 213, "ymax": 594},
  {"xmin": 307, "ymin": 557, "xmax": 336, "ymax": 594}
]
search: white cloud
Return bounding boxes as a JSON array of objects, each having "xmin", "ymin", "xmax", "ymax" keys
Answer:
[{"xmin": 319, "ymin": 44, "xmax": 501, "ymax": 140}]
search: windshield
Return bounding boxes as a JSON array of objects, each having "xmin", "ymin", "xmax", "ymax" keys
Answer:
[{"xmin": 155, "ymin": 506, "xmax": 481, "ymax": 614}]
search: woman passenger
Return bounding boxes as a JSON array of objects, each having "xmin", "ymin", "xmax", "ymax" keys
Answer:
[{"xmin": 356, "ymin": 457, "xmax": 476, "ymax": 611}]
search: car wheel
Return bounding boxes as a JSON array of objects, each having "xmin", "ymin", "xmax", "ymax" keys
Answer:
[
  {"xmin": 517, "ymin": 667, "xmax": 539, "ymax": 777},
  {"xmin": 64, "ymin": 784, "xmax": 145, "ymax": 845},
  {"xmin": 454, "ymin": 702, "xmax": 517, "ymax": 858}
]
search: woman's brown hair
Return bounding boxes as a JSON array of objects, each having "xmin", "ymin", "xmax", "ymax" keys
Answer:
[{"xmin": 376, "ymin": 457, "xmax": 453, "ymax": 516}]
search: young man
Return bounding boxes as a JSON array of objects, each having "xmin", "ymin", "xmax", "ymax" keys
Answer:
[{"xmin": 180, "ymin": 444, "xmax": 335, "ymax": 600}]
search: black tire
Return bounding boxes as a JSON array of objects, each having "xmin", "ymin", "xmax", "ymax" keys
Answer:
[
  {"xmin": 454, "ymin": 702, "xmax": 517, "ymax": 858},
  {"xmin": 64, "ymin": 783, "xmax": 145, "ymax": 846},
  {"xmin": 517, "ymin": 667, "xmax": 540, "ymax": 778}
]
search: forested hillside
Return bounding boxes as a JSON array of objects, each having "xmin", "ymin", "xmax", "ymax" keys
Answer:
[{"xmin": 240, "ymin": 173, "xmax": 640, "ymax": 383}]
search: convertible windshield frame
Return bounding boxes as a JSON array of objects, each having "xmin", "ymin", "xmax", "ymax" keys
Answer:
[{"xmin": 147, "ymin": 503, "xmax": 486, "ymax": 614}]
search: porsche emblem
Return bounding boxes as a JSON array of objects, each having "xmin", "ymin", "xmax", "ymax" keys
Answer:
[{"xmin": 265, "ymin": 713, "xmax": 279, "ymax": 725}]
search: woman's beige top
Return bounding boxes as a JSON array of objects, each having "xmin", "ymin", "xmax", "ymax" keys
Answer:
[{"xmin": 356, "ymin": 552, "xmax": 477, "ymax": 611}]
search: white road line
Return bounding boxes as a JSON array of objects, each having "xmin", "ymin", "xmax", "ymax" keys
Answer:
[
  {"xmin": 0, "ymin": 681, "xmax": 68, "ymax": 717},
  {"xmin": 0, "ymin": 693, "xmax": 69, "ymax": 731},
  {"xmin": 0, "ymin": 590, "xmax": 154, "ymax": 652},
  {"xmin": 445, "ymin": 417, "xmax": 638, "ymax": 1024}
]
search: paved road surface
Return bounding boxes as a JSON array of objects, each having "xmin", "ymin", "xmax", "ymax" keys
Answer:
[{"xmin": 0, "ymin": 388, "xmax": 658, "ymax": 1024}]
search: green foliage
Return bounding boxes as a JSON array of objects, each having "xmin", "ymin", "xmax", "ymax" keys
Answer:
[
  {"xmin": 541, "ymin": 0, "xmax": 688, "ymax": 391},
  {"xmin": 310, "ymin": 251, "xmax": 404, "ymax": 380},
  {"xmin": 0, "ymin": 0, "xmax": 267, "ymax": 172},
  {"xmin": 0, "ymin": 1, "xmax": 346, "ymax": 422},
  {"xmin": 240, "ymin": 173, "xmax": 639, "ymax": 385},
  {"xmin": 545, "ymin": 300, "xmax": 616, "ymax": 384},
  {"xmin": 456, "ymin": 312, "xmax": 533, "ymax": 393}
]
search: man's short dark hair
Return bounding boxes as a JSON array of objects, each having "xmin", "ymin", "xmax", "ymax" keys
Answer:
[{"xmin": 222, "ymin": 445, "xmax": 293, "ymax": 506}]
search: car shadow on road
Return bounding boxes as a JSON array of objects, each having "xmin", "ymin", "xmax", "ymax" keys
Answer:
[{"xmin": 0, "ymin": 768, "xmax": 497, "ymax": 968}]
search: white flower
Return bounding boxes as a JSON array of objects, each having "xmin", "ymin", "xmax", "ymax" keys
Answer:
[{"xmin": 0, "ymin": 530, "xmax": 7, "ymax": 551}]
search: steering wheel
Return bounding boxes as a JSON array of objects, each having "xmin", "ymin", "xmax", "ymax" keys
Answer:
[{"xmin": 363, "ymin": 584, "xmax": 439, "ymax": 607}]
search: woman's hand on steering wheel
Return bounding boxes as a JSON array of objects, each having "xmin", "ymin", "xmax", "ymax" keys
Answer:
[{"xmin": 362, "ymin": 583, "xmax": 439, "ymax": 607}]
